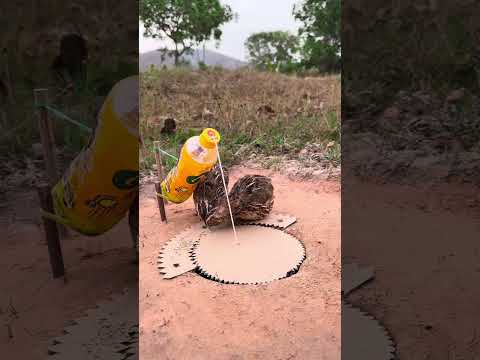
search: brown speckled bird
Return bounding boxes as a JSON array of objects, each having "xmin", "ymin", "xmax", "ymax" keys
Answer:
[
  {"xmin": 193, "ymin": 164, "xmax": 229, "ymax": 226},
  {"xmin": 194, "ymin": 167, "xmax": 274, "ymax": 227},
  {"xmin": 228, "ymin": 175, "xmax": 274, "ymax": 222}
]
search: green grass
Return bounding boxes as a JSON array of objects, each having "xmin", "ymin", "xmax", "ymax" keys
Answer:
[
  {"xmin": 1, "ymin": 61, "xmax": 137, "ymax": 163},
  {"xmin": 143, "ymin": 112, "xmax": 341, "ymax": 174},
  {"xmin": 140, "ymin": 68, "xmax": 341, "ymax": 174}
]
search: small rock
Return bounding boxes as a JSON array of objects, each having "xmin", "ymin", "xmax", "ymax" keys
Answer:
[
  {"xmin": 382, "ymin": 106, "xmax": 400, "ymax": 121},
  {"xmin": 160, "ymin": 117, "xmax": 176, "ymax": 134},
  {"xmin": 376, "ymin": 7, "xmax": 388, "ymax": 19},
  {"xmin": 312, "ymin": 169, "xmax": 326, "ymax": 177},
  {"xmin": 257, "ymin": 104, "xmax": 275, "ymax": 115},
  {"xmin": 202, "ymin": 108, "xmax": 214, "ymax": 120},
  {"xmin": 446, "ymin": 88, "xmax": 465, "ymax": 103}
]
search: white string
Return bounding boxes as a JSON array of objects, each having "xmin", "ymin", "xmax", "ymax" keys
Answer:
[
  {"xmin": 156, "ymin": 147, "xmax": 178, "ymax": 161},
  {"xmin": 216, "ymin": 145, "xmax": 239, "ymax": 244}
]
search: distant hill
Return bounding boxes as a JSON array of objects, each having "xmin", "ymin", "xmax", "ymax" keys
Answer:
[{"xmin": 140, "ymin": 49, "xmax": 247, "ymax": 71}]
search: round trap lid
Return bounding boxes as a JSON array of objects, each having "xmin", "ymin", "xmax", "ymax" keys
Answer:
[
  {"xmin": 342, "ymin": 302, "xmax": 395, "ymax": 360},
  {"xmin": 48, "ymin": 289, "xmax": 138, "ymax": 359},
  {"xmin": 191, "ymin": 225, "xmax": 306, "ymax": 284}
]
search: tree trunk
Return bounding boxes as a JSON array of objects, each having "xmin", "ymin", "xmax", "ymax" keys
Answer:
[{"xmin": 174, "ymin": 43, "xmax": 179, "ymax": 66}]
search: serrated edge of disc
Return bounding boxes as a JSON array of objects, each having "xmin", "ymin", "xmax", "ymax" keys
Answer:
[
  {"xmin": 342, "ymin": 300, "xmax": 396, "ymax": 359},
  {"xmin": 157, "ymin": 224, "xmax": 206, "ymax": 278},
  {"xmin": 48, "ymin": 288, "xmax": 137, "ymax": 356}
]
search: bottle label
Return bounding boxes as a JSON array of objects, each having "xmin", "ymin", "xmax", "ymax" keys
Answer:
[
  {"xmin": 186, "ymin": 171, "xmax": 210, "ymax": 185},
  {"xmin": 191, "ymin": 146, "xmax": 204, "ymax": 158}
]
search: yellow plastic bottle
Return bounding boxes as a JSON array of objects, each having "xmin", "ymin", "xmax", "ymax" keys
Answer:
[
  {"xmin": 161, "ymin": 128, "xmax": 221, "ymax": 203},
  {"xmin": 49, "ymin": 76, "xmax": 139, "ymax": 236}
]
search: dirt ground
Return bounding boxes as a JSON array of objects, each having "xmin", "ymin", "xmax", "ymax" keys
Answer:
[
  {"xmin": 139, "ymin": 166, "xmax": 341, "ymax": 360},
  {"xmin": 0, "ymin": 190, "xmax": 137, "ymax": 359},
  {"xmin": 344, "ymin": 180, "xmax": 480, "ymax": 359}
]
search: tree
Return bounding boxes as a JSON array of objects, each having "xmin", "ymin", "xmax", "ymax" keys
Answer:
[
  {"xmin": 294, "ymin": 0, "xmax": 341, "ymax": 73},
  {"xmin": 245, "ymin": 31, "xmax": 300, "ymax": 72},
  {"xmin": 140, "ymin": 0, "xmax": 233, "ymax": 66}
]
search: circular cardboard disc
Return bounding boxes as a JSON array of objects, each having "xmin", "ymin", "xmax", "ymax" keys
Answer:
[
  {"xmin": 342, "ymin": 301, "xmax": 395, "ymax": 360},
  {"xmin": 191, "ymin": 225, "xmax": 305, "ymax": 284},
  {"xmin": 48, "ymin": 288, "xmax": 138, "ymax": 359}
]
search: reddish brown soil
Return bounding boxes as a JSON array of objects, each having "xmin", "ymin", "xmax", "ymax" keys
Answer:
[
  {"xmin": 344, "ymin": 180, "xmax": 480, "ymax": 359},
  {"xmin": 0, "ymin": 190, "xmax": 137, "ymax": 359},
  {"xmin": 139, "ymin": 166, "xmax": 341, "ymax": 360}
]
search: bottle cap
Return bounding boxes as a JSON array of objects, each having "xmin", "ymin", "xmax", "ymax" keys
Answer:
[{"xmin": 199, "ymin": 128, "xmax": 221, "ymax": 149}]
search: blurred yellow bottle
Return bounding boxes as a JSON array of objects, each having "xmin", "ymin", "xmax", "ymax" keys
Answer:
[
  {"xmin": 161, "ymin": 128, "xmax": 221, "ymax": 203},
  {"xmin": 50, "ymin": 76, "xmax": 139, "ymax": 236}
]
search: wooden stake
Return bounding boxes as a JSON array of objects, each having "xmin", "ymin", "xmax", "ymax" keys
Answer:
[
  {"xmin": 34, "ymin": 89, "xmax": 57, "ymax": 187},
  {"xmin": 3, "ymin": 50, "xmax": 15, "ymax": 105},
  {"xmin": 0, "ymin": 109, "xmax": 6, "ymax": 130},
  {"xmin": 155, "ymin": 182, "xmax": 167, "ymax": 223},
  {"xmin": 37, "ymin": 185, "xmax": 65, "ymax": 279},
  {"xmin": 153, "ymin": 141, "xmax": 168, "ymax": 223},
  {"xmin": 34, "ymin": 88, "xmax": 68, "ymax": 238},
  {"xmin": 153, "ymin": 92, "xmax": 158, "ymax": 115},
  {"xmin": 153, "ymin": 141, "xmax": 166, "ymax": 181}
]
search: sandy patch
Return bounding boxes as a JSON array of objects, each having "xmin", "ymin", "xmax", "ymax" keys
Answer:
[
  {"xmin": 343, "ymin": 180, "xmax": 480, "ymax": 359},
  {"xmin": 139, "ymin": 166, "xmax": 341, "ymax": 360},
  {"xmin": 0, "ymin": 190, "xmax": 137, "ymax": 359}
]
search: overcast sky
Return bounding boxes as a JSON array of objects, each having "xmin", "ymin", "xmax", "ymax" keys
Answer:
[{"xmin": 139, "ymin": 0, "xmax": 301, "ymax": 61}]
